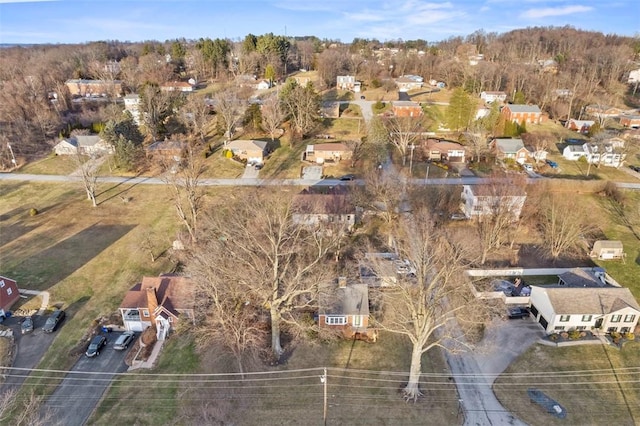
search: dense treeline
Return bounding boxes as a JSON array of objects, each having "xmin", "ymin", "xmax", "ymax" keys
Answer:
[{"xmin": 0, "ymin": 27, "xmax": 638, "ymax": 163}]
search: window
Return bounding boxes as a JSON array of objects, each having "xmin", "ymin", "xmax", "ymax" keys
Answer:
[
  {"xmin": 168, "ymin": 317, "xmax": 173, "ymax": 323},
  {"xmin": 142, "ymin": 309, "xmax": 150, "ymax": 318},
  {"xmin": 624, "ymin": 314, "xmax": 636, "ymax": 323},
  {"xmin": 353, "ymin": 316, "xmax": 362, "ymax": 328},
  {"xmin": 326, "ymin": 316, "xmax": 346, "ymax": 326},
  {"xmin": 581, "ymin": 315, "xmax": 592, "ymax": 322},
  {"xmin": 559, "ymin": 315, "xmax": 570, "ymax": 322},
  {"xmin": 621, "ymin": 327, "xmax": 630, "ymax": 333},
  {"xmin": 611, "ymin": 315, "xmax": 622, "ymax": 323},
  {"xmin": 554, "ymin": 326, "xmax": 564, "ymax": 331},
  {"xmin": 608, "ymin": 327, "xmax": 618, "ymax": 333},
  {"xmin": 576, "ymin": 326, "xmax": 586, "ymax": 331},
  {"xmin": 6, "ymin": 288, "xmax": 12, "ymax": 296},
  {"xmin": 0, "ymin": 280, "xmax": 4, "ymax": 288}
]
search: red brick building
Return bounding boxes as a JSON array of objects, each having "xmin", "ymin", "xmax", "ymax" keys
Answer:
[
  {"xmin": 501, "ymin": 104, "xmax": 543, "ymax": 124},
  {"xmin": 392, "ymin": 101, "xmax": 423, "ymax": 118},
  {"xmin": 0, "ymin": 276, "xmax": 20, "ymax": 315}
]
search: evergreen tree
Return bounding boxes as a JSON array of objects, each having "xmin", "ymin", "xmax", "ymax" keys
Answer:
[{"xmin": 445, "ymin": 88, "xmax": 475, "ymax": 131}]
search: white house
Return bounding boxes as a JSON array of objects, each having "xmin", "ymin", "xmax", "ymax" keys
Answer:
[
  {"xmin": 562, "ymin": 144, "xmax": 588, "ymax": 161},
  {"xmin": 123, "ymin": 94, "xmax": 141, "ymax": 125},
  {"xmin": 395, "ymin": 75, "xmax": 423, "ymax": 91},
  {"xmin": 480, "ymin": 91, "xmax": 507, "ymax": 103},
  {"xmin": 562, "ymin": 143, "xmax": 625, "ymax": 167},
  {"xmin": 336, "ymin": 75, "xmax": 361, "ymax": 92},
  {"xmin": 53, "ymin": 135, "xmax": 113, "ymax": 156},
  {"xmin": 529, "ymin": 285, "xmax": 640, "ymax": 334},
  {"xmin": 460, "ymin": 184, "xmax": 526, "ymax": 220},
  {"xmin": 628, "ymin": 69, "xmax": 640, "ymax": 84},
  {"xmin": 256, "ymin": 79, "xmax": 272, "ymax": 90}
]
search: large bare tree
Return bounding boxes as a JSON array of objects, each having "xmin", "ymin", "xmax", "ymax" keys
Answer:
[
  {"xmin": 384, "ymin": 116, "xmax": 424, "ymax": 166},
  {"xmin": 74, "ymin": 151, "xmax": 100, "ymax": 207},
  {"xmin": 188, "ymin": 190, "xmax": 342, "ymax": 359},
  {"xmin": 537, "ymin": 193, "xmax": 592, "ymax": 261},
  {"xmin": 260, "ymin": 94, "xmax": 285, "ymax": 142},
  {"xmin": 213, "ymin": 88, "xmax": 245, "ymax": 142},
  {"xmin": 371, "ymin": 206, "xmax": 475, "ymax": 401}
]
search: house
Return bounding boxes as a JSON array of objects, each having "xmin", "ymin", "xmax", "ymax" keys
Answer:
[
  {"xmin": 567, "ymin": 119, "xmax": 594, "ymax": 133},
  {"xmin": 480, "ymin": 91, "xmax": 507, "ymax": 104},
  {"xmin": 292, "ymin": 187, "xmax": 358, "ymax": 231},
  {"xmin": 529, "ymin": 284, "xmax": 640, "ymax": 334},
  {"xmin": 160, "ymin": 81, "xmax": 194, "ymax": 92},
  {"xmin": 490, "ymin": 138, "xmax": 528, "ymax": 164},
  {"xmin": 554, "ymin": 89, "xmax": 573, "ymax": 98},
  {"xmin": 500, "ymin": 105, "xmax": 543, "ymax": 124},
  {"xmin": 395, "ymin": 75, "xmax": 424, "ymax": 91},
  {"xmin": 628, "ymin": 69, "xmax": 640, "ymax": 84},
  {"xmin": 525, "ymin": 145, "xmax": 548, "ymax": 162},
  {"xmin": 562, "ymin": 144, "xmax": 588, "ymax": 161},
  {"xmin": 65, "ymin": 79, "xmax": 123, "ymax": 97},
  {"xmin": 619, "ymin": 115, "xmax": 640, "ymax": 129},
  {"xmin": 336, "ymin": 75, "xmax": 361, "ymax": 92},
  {"xmin": 119, "ymin": 275, "xmax": 195, "ymax": 340},
  {"xmin": 319, "ymin": 280, "xmax": 371, "ymax": 340},
  {"xmin": 584, "ymin": 143, "xmax": 626, "ymax": 168},
  {"xmin": 226, "ymin": 139, "xmax": 269, "ymax": 164},
  {"xmin": 590, "ymin": 240, "xmax": 625, "ymax": 261},
  {"xmin": 123, "ymin": 94, "xmax": 141, "ymax": 125},
  {"xmin": 303, "ymin": 143, "xmax": 352, "ymax": 163},
  {"xmin": 256, "ymin": 79, "xmax": 272, "ymax": 90},
  {"xmin": 460, "ymin": 184, "xmax": 526, "ymax": 220},
  {"xmin": 53, "ymin": 135, "xmax": 112, "ymax": 156},
  {"xmin": 0, "ymin": 276, "xmax": 20, "ymax": 316},
  {"xmin": 290, "ymin": 72, "xmax": 314, "ymax": 86},
  {"xmin": 391, "ymin": 101, "xmax": 423, "ymax": 118},
  {"xmin": 584, "ymin": 105, "xmax": 623, "ymax": 118},
  {"xmin": 423, "ymin": 139, "xmax": 467, "ymax": 163},
  {"xmin": 146, "ymin": 140, "xmax": 186, "ymax": 163}
]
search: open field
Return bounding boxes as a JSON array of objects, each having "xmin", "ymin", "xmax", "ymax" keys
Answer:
[{"xmin": 16, "ymin": 155, "xmax": 80, "ymax": 175}]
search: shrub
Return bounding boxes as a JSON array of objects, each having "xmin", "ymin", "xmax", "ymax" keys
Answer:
[
  {"xmin": 624, "ymin": 332, "xmax": 635, "ymax": 340},
  {"xmin": 560, "ymin": 332, "xmax": 569, "ymax": 339},
  {"xmin": 29, "ymin": 208, "xmax": 38, "ymax": 216},
  {"xmin": 610, "ymin": 331, "xmax": 621, "ymax": 339},
  {"xmin": 568, "ymin": 330, "xmax": 581, "ymax": 340},
  {"xmin": 549, "ymin": 333, "xmax": 559, "ymax": 341}
]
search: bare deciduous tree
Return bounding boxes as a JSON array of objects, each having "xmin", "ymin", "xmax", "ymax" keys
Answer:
[
  {"xmin": 384, "ymin": 117, "xmax": 424, "ymax": 166},
  {"xmin": 214, "ymin": 88, "xmax": 245, "ymax": 142},
  {"xmin": 74, "ymin": 152, "xmax": 99, "ymax": 207},
  {"xmin": 0, "ymin": 389, "xmax": 54, "ymax": 426},
  {"xmin": 188, "ymin": 190, "xmax": 341, "ymax": 359},
  {"xmin": 260, "ymin": 94, "xmax": 285, "ymax": 142},
  {"xmin": 178, "ymin": 94, "xmax": 213, "ymax": 143},
  {"xmin": 537, "ymin": 194, "xmax": 593, "ymax": 261}
]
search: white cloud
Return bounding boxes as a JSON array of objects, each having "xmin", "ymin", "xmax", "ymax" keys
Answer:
[
  {"xmin": 520, "ymin": 5, "xmax": 593, "ymax": 18},
  {"xmin": 343, "ymin": 11, "xmax": 386, "ymax": 22}
]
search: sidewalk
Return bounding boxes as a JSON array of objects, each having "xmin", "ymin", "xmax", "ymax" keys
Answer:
[{"xmin": 128, "ymin": 339, "xmax": 164, "ymax": 371}]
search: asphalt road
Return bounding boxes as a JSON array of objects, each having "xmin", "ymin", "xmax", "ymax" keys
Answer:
[
  {"xmin": 42, "ymin": 333, "xmax": 132, "ymax": 426},
  {"xmin": 1, "ymin": 315, "xmax": 59, "ymax": 394}
]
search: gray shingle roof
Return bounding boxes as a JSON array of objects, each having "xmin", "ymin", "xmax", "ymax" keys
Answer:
[
  {"xmin": 532, "ymin": 286, "xmax": 640, "ymax": 315},
  {"xmin": 504, "ymin": 105, "xmax": 541, "ymax": 113}
]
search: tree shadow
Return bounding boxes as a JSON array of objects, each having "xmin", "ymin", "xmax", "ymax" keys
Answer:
[
  {"xmin": 97, "ymin": 175, "xmax": 153, "ymax": 205},
  {"xmin": 0, "ymin": 180, "xmax": 28, "ymax": 198}
]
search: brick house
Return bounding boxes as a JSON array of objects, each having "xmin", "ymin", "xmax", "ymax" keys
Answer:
[
  {"xmin": 160, "ymin": 81, "xmax": 194, "ymax": 92},
  {"xmin": 303, "ymin": 143, "xmax": 352, "ymax": 163},
  {"xmin": 392, "ymin": 101, "xmax": 423, "ymax": 117},
  {"xmin": 500, "ymin": 105, "xmax": 543, "ymax": 124},
  {"xmin": 422, "ymin": 139, "xmax": 467, "ymax": 163},
  {"xmin": 319, "ymin": 280, "xmax": 372, "ymax": 340},
  {"xmin": 490, "ymin": 138, "xmax": 528, "ymax": 163},
  {"xmin": 65, "ymin": 79, "xmax": 123, "ymax": 97},
  {"xmin": 619, "ymin": 115, "xmax": 640, "ymax": 129},
  {"xmin": 336, "ymin": 75, "xmax": 361, "ymax": 92}
]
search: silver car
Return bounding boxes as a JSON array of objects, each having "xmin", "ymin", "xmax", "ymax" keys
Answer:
[{"xmin": 113, "ymin": 331, "xmax": 135, "ymax": 350}]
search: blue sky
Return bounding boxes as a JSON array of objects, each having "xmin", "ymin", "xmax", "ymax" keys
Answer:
[{"xmin": 0, "ymin": 0, "xmax": 638, "ymax": 44}]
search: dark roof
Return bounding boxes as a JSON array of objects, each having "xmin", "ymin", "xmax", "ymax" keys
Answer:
[
  {"xmin": 119, "ymin": 275, "xmax": 194, "ymax": 316},
  {"xmin": 557, "ymin": 268, "xmax": 607, "ymax": 288},
  {"xmin": 320, "ymin": 284, "xmax": 369, "ymax": 316}
]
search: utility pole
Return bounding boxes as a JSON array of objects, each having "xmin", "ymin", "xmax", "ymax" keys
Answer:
[
  {"xmin": 6, "ymin": 143, "xmax": 16, "ymax": 166},
  {"xmin": 320, "ymin": 367, "xmax": 327, "ymax": 425},
  {"xmin": 409, "ymin": 144, "xmax": 415, "ymax": 176}
]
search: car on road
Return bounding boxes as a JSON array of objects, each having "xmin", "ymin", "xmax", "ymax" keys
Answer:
[
  {"xmin": 43, "ymin": 310, "xmax": 65, "ymax": 333},
  {"xmin": 339, "ymin": 174, "xmax": 356, "ymax": 181},
  {"xmin": 545, "ymin": 160, "xmax": 559, "ymax": 168},
  {"xmin": 113, "ymin": 331, "xmax": 135, "ymax": 351},
  {"xmin": 85, "ymin": 335, "xmax": 107, "ymax": 357},
  {"xmin": 21, "ymin": 316, "xmax": 34, "ymax": 334},
  {"xmin": 507, "ymin": 307, "xmax": 530, "ymax": 319},
  {"xmin": 360, "ymin": 95, "xmax": 365, "ymax": 99},
  {"xmin": 629, "ymin": 165, "xmax": 640, "ymax": 173}
]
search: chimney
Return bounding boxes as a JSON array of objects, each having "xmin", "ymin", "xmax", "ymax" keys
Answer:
[
  {"xmin": 338, "ymin": 277, "xmax": 347, "ymax": 288},
  {"xmin": 146, "ymin": 287, "xmax": 159, "ymax": 321}
]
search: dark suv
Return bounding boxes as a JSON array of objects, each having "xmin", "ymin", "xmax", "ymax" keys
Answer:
[
  {"xmin": 507, "ymin": 307, "xmax": 530, "ymax": 319},
  {"xmin": 43, "ymin": 310, "xmax": 65, "ymax": 333}
]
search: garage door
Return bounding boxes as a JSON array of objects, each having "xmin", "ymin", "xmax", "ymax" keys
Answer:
[
  {"xmin": 538, "ymin": 316, "xmax": 548, "ymax": 330},
  {"xmin": 125, "ymin": 321, "xmax": 145, "ymax": 332}
]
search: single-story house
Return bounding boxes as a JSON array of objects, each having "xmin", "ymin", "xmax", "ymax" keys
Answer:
[
  {"xmin": 584, "ymin": 105, "xmax": 623, "ymax": 118},
  {"xmin": 460, "ymin": 184, "xmax": 526, "ymax": 220},
  {"xmin": 319, "ymin": 280, "xmax": 371, "ymax": 340},
  {"xmin": 303, "ymin": 143, "xmax": 352, "ymax": 163},
  {"xmin": 567, "ymin": 119, "xmax": 594, "ymax": 133},
  {"xmin": 160, "ymin": 81, "xmax": 194, "ymax": 92},
  {"xmin": 490, "ymin": 138, "xmax": 528, "ymax": 164},
  {"xmin": 529, "ymin": 285, "xmax": 640, "ymax": 334},
  {"xmin": 0, "ymin": 276, "xmax": 20, "ymax": 316},
  {"xmin": 501, "ymin": 104, "xmax": 543, "ymax": 124},
  {"xmin": 525, "ymin": 145, "xmax": 548, "ymax": 162},
  {"xmin": 292, "ymin": 188, "xmax": 358, "ymax": 231},
  {"xmin": 422, "ymin": 139, "xmax": 467, "ymax": 163},
  {"xmin": 480, "ymin": 91, "xmax": 507, "ymax": 103},
  {"xmin": 54, "ymin": 135, "xmax": 113, "ymax": 156},
  {"xmin": 395, "ymin": 75, "xmax": 423, "ymax": 91},
  {"xmin": 557, "ymin": 268, "xmax": 608, "ymax": 287},
  {"xmin": 629, "ymin": 69, "xmax": 640, "ymax": 84},
  {"xmin": 590, "ymin": 241, "xmax": 625, "ymax": 260},
  {"xmin": 256, "ymin": 79, "xmax": 272, "ymax": 90},
  {"xmin": 391, "ymin": 101, "xmax": 423, "ymax": 117},
  {"xmin": 65, "ymin": 79, "xmax": 123, "ymax": 97},
  {"xmin": 146, "ymin": 140, "xmax": 186, "ymax": 163},
  {"xmin": 562, "ymin": 144, "xmax": 587, "ymax": 161},
  {"xmin": 619, "ymin": 115, "xmax": 640, "ymax": 129},
  {"xmin": 119, "ymin": 275, "xmax": 195, "ymax": 340},
  {"xmin": 226, "ymin": 139, "xmax": 269, "ymax": 164}
]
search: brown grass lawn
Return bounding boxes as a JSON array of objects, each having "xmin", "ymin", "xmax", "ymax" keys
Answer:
[
  {"xmin": 17, "ymin": 155, "xmax": 80, "ymax": 175},
  {"xmin": 494, "ymin": 343, "xmax": 640, "ymax": 426}
]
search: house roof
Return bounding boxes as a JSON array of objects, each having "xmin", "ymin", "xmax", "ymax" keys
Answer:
[
  {"xmin": 557, "ymin": 268, "xmax": 607, "ymax": 287},
  {"xmin": 227, "ymin": 139, "xmax": 268, "ymax": 151},
  {"xmin": 320, "ymin": 284, "xmax": 369, "ymax": 316},
  {"xmin": 532, "ymin": 286, "xmax": 640, "ymax": 315},
  {"xmin": 308, "ymin": 143, "xmax": 351, "ymax": 152},
  {"xmin": 119, "ymin": 275, "xmax": 194, "ymax": 317},
  {"xmin": 569, "ymin": 119, "xmax": 594, "ymax": 127},
  {"xmin": 425, "ymin": 139, "xmax": 466, "ymax": 152},
  {"xmin": 564, "ymin": 145, "xmax": 586, "ymax": 153},
  {"xmin": 292, "ymin": 193, "xmax": 355, "ymax": 215},
  {"xmin": 392, "ymin": 101, "xmax": 421, "ymax": 108},
  {"xmin": 65, "ymin": 79, "xmax": 123, "ymax": 85},
  {"xmin": 493, "ymin": 138, "xmax": 525, "ymax": 153},
  {"xmin": 482, "ymin": 91, "xmax": 506, "ymax": 96},
  {"xmin": 504, "ymin": 105, "xmax": 541, "ymax": 113},
  {"xmin": 592, "ymin": 240, "xmax": 623, "ymax": 250}
]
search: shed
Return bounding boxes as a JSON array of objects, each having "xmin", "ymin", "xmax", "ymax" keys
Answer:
[{"xmin": 590, "ymin": 240, "xmax": 624, "ymax": 260}]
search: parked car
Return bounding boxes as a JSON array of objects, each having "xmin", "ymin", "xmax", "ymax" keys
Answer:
[
  {"xmin": 21, "ymin": 316, "xmax": 34, "ymax": 334},
  {"xmin": 43, "ymin": 310, "xmax": 65, "ymax": 333},
  {"xmin": 254, "ymin": 163, "xmax": 263, "ymax": 170},
  {"xmin": 113, "ymin": 331, "xmax": 135, "ymax": 351},
  {"xmin": 450, "ymin": 212, "xmax": 467, "ymax": 221},
  {"xmin": 507, "ymin": 307, "xmax": 530, "ymax": 319},
  {"xmin": 85, "ymin": 335, "xmax": 107, "ymax": 357},
  {"xmin": 545, "ymin": 160, "xmax": 559, "ymax": 168},
  {"xmin": 522, "ymin": 163, "xmax": 534, "ymax": 172},
  {"xmin": 339, "ymin": 174, "xmax": 356, "ymax": 181},
  {"xmin": 629, "ymin": 165, "xmax": 640, "ymax": 173}
]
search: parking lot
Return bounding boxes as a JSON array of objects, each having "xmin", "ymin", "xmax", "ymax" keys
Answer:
[{"xmin": 42, "ymin": 331, "xmax": 134, "ymax": 425}]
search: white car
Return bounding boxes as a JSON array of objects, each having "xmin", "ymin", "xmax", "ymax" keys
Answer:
[{"xmin": 522, "ymin": 163, "xmax": 533, "ymax": 172}]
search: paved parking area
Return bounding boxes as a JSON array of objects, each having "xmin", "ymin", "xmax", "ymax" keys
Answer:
[
  {"xmin": 241, "ymin": 164, "xmax": 260, "ymax": 179},
  {"xmin": 42, "ymin": 332, "xmax": 134, "ymax": 425}
]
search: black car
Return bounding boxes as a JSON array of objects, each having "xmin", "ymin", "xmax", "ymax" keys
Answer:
[
  {"xmin": 21, "ymin": 316, "xmax": 34, "ymax": 334},
  {"xmin": 339, "ymin": 174, "xmax": 356, "ymax": 181},
  {"xmin": 43, "ymin": 310, "xmax": 65, "ymax": 333},
  {"xmin": 629, "ymin": 165, "xmax": 640, "ymax": 173},
  {"xmin": 86, "ymin": 335, "xmax": 107, "ymax": 357},
  {"xmin": 254, "ymin": 163, "xmax": 264, "ymax": 170},
  {"xmin": 507, "ymin": 307, "xmax": 530, "ymax": 319}
]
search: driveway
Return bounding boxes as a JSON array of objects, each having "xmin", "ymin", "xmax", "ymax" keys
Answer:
[
  {"xmin": 443, "ymin": 315, "xmax": 543, "ymax": 426},
  {"xmin": 241, "ymin": 164, "xmax": 260, "ymax": 179},
  {"xmin": 42, "ymin": 332, "xmax": 133, "ymax": 426},
  {"xmin": 1, "ymin": 315, "xmax": 59, "ymax": 394}
]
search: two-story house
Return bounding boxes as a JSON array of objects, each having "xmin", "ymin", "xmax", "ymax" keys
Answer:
[
  {"xmin": 336, "ymin": 75, "xmax": 361, "ymax": 92},
  {"xmin": 460, "ymin": 184, "xmax": 526, "ymax": 220},
  {"xmin": 480, "ymin": 91, "xmax": 507, "ymax": 104},
  {"xmin": 391, "ymin": 101, "xmax": 423, "ymax": 118},
  {"xmin": 501, "ymin": 105, "xmax": 543, "ymax": 124}
]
